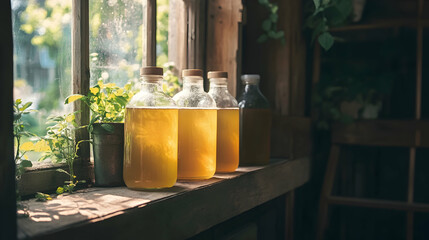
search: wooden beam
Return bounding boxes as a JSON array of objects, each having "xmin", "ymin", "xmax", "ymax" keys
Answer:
[
  {"xmin": 142, "ymin": 0, "xmax": 157, "ymax": 66},
  {"xmin": 0, "ymin": 1, "xmax": 16, "ymax": 239},
  {"xmin": 332, "ymin": 120, "xmax": 429, "ymax": 147},
  {"xmin": 72, "ymin": 0, "xmax": 90, "ymax": 167},
  {"xmin": 206, "ymin": 0, "xmax": 243, "ymax": 96},
  {"xmin": 168, "ymin": 0, "xmax": 187, "ymax": 75}
]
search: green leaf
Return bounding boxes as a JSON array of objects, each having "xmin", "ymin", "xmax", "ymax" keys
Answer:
[
  {"xmin": 269, "ymin": 13, "xmax": 278, "ymax": 23},
  {"xmin": 313, "ymin": 0, "xmax": 320, "ymax": 10},
  {"xmin": 56, "ymin": 168, "xmax": 72, "ymax": 177},
  {"xmin": 20, "ymin": 160, "xmax": 33, "ymax": 168},
  {"xmin": 318, "ymin": 32, "xmax": 334, "ymax": 51},
  {"xmin": 262, "ymin": 19, "xmax": 272, "ymax": 31},
  {"xmin": 65, "ymin": 94, "xmax": 84, "ymax": 104},
  {"xmin": 19, "ymin": 102, "xmax": 32, "ymax": 111}
]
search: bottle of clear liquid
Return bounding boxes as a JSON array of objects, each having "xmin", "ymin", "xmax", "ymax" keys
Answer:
[
  {"xmin": 173, "ymin": 69, "xmax": 217, "ymax": 180},
  {"xmin": 207, "ymin": 71, "xmax": 239, "ymax": 173},
  {"xmin": 123, "ymin": 66, "xmax": 178, "ymax": 189},
  {"xmin": 238, "ymin": 74, "xmax": 271, "ymax": 165}
]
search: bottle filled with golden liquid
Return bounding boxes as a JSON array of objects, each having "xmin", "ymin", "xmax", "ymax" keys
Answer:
[
  {"xmin": 173, "ymin": 69, "xmax": 217, "ymax": 180},
  {"xmin": 123, "ymin": 67, "xmax": 178, "ymax": 189},
  {"xmin": 207, "ymin": 71, "xmax": 239, "ymax": 173},
  {"xmin": 238, "ymin": 74, "xmax": 272, "ymax": 166}
]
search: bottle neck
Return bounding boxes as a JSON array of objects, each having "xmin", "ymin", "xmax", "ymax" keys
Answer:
[
  {"xmin": 244, "ymin": 83, "xmax": 260, "ymax": 93},
  {"xmin": 183, "ymin": 76, "xmax": 204, "ymax": 92},
  {"xmin": 140, "ymin": 76, "xmax": 163, "ymax": 92}
]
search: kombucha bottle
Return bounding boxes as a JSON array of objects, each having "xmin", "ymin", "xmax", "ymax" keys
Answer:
[
  {"xmin": 173, "ymin": 69, "xmax": 217, "ymax": 180},
  {"xmin": 207, "ymin": 71, "xmax": 239, "ymax": 173},
  {"xmin": 123, "ymin": 67, "xmax": 178, "ymax": 189},
  {"xmin": 237, "ymin": 74, "xmax": 272, "ymax": 166}
]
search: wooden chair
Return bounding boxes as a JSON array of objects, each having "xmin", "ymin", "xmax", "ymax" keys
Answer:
[{"xmin": 317, "ymin": 120, "xmax": 429, "ymax": 240}]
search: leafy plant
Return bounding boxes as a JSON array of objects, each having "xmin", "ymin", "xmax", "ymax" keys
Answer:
[
  {"xmin": 37, "ymin": 113, "xmax": 86, "ymax": 194},
  {"xmin": 305, "ymin": 0, "xmax": 352, "ymax": 50},
  {"xmin": 65, "ymin": 79, "xmax": 134, "ymax": 133},
  {"xmin": 257, "ymin": 0, "xmax": 285, "ymax": 44},
  {"xmin": 35, "ymin": 192, "xmax": 52, "ymax": 202},
  {"xmin": 13, "ymin": 99, "xmax": 35, "ymax": 180}
]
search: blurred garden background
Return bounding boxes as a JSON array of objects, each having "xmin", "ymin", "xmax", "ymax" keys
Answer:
[{"xmin": 12, "ymin": 0, "xmax": 177, "ymax": 160}]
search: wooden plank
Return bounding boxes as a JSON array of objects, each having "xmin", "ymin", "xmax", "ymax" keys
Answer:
[
  {"xmin": 72, "ymin": 0, "xmax": 90, "ymax": 167},
  {"xmin": 327, "ymin": 196, "xmax": 429, "ymax": 213},
  {"xmin": 0, "ymin": 1, "xmax": 16, "ymax": 239},
  {"xmin": 270, "ymin": 115, "xmax": 312, "ymax": 159},
  {"xmin": 206, "ymin": 0, "xmax": 243, "ymax": 97},
  {"xmin": 168, "ymin": 0, "xmax": 187, "ymax": 75},
  {"xmin": 285, "ymin": 190, "xmax": 295, "ymax": 240},
  {"xmin": 18, "ymin": 158, "xmax": 310, "ymax": 240},
  {"xmin": 332, "ymin": 120, "xmax": 429, "ymax": 147},
  {"xmin": 142, "ymin": 0, "xmax": 157, "ymax": 66}
]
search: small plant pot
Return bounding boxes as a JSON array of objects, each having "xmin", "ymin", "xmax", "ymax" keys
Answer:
[{"xmin": 92, "ymin": 123, "xmax": 124, "ymax": 186}]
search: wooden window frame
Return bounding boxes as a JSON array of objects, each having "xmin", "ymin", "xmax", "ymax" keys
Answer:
[{"xmin": 16, "ymin": 0, "xmax": 159, "ymax": 196}]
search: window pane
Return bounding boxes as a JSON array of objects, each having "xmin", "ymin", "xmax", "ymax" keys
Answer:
[
  {"xmin": 89, "ymin": 0, "xmax": 143, "ymax": 87},
  {"xmin": 12, "ymin": 0, "xmax": 72, "ymax": 161}
]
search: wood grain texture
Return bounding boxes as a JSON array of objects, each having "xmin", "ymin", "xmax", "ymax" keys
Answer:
[
  {"xmin": 206, "ymin": 0, "xmax": 243, "ymax": 96},
  {"xmin": 18, "ymin": 158, "xmax": 309, "ymax": 240},
  {"xmin": 270, "ymin": 115, "xmax": 312, "ymax": 159},
  {"xmin": 0, "ymin": 1, "xmax": 16, "ymax": 239},
  {"xmin": 242, "ymin": 0, "xmax": 307, "ymax": 116},
  {"xmin": 168, "ymin": 0, "xmax": 187, "ymax": 75},
  {"xmin": 72, "ymin": 0, "xmax": 90, "ymax": 167},
  {"xmin": 142, "ymin": 0, "xmax": 157, "ymax": 66}
]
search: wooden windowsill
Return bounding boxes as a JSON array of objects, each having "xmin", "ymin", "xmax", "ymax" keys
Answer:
[{"xmin": 18, "ymin": 158, "xmax": 309, "ymax": 240}]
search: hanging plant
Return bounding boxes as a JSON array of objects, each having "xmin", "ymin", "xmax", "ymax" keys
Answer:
[
  {"xmin": 305, "ymin": 0, "xmax": 352, "ymax": 50},
  {"xmin": 257, "ymin": 0, "xmax": 285, "ymax": 44}
]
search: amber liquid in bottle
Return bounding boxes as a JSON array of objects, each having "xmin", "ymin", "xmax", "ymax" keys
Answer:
[
  {"xmin": 239, "ymin": 108, "xmax": 271, "ymax": 165},
  {"xmin": 178, "ymin": 108, "xmax": 217, "ymax": 180},
  {"xmin": 123, "ymin": 108, "xmax": 178, "ymax": 189},
  {"xmin": 216, "ymin": 108, "xmax": 239, "ymax": 172}
]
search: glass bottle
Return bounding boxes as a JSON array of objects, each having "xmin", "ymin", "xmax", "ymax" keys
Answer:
[
  {"xmin": 173, "ymin": 69, "xmax": 217, "ymax": 180},
  {"xmin": 237, "ymin": 74, "xmax": 271, "ymax": 165},
  {"xmin": 123, "ymin": 66, "xmax": 178, "ymax": 189},
  {"xmin": 207, "ymin": 71, "xmax": 239, "ymax": 173}
]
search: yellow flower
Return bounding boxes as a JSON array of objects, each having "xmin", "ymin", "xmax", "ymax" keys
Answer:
[
  {"xmin": 34, "ymin": 140, "xmax": 50, "ymax": 152},
  {"xmin": 90, "ymin": 87, "xmax": 99, "ymax": 95},
  {"xmin": 24, "ymin": 155, "xmax": 29, "ymax": 160},
  {"xmin": 98, "ymin": 79, "xmax": 104, "ymax": 89},
  {"xmin": 65, "ymin": 114, "xmax": 75, "ymax": 123},
  {"xmin": 20, "ymin": 142, "xmax": 35, "ymax": 152},
  {"xmin": 104, "ymin": 83, "xmax": 116, "ymax": 88},
  {"xmin": 106, "ymin": 113, "xmax": 112, "ymax": 118},
  {"xmin": 115, "ymin": 89, "xmax": 124, "ymax": 95}
]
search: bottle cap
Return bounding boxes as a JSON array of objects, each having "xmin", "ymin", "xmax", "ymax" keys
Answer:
[
  {"xmin": 182, "ymin": 69, "xmax": 203, "ymax": 77},
  {"xmin": 140, "ymin": 66, "xmax": 163, "ymax": 76},
  {"xmin": 241, "ymin": 74, "xmax": 260, "ymax": 84},
  {"xmin": 207, "ymin": 71, "xmax": 228, "ymax": 79}
]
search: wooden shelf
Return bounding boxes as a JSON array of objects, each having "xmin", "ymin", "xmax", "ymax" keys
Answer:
[{"xmin": 17, "ymin": 158, "xmax": 309, "ymax": 240}]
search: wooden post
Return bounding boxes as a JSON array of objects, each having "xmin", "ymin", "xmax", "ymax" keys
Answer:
[
  {"xmin": 142, "ymin": 0, "xmax": 157, "ymax": 66},
  {"xmin": 168, "ymin": 0, "xmax": 188, "ymax": 75},
  {"xmin": 0, "ymin": 1, "xmax": 16, "ymax": 239},
  {"xmin": 206, "ymin": 0, "xmax": 243, "ymax": 96},
  {"xmin": 72, "ymin": 0, "xmax": 90, "ymax": 166}
]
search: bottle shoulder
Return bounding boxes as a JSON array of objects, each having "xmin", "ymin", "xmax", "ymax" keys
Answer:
[
  {"xmin": 173, "ymin": 90, "xmax": 216, "ymax": 108},
  {"xmin": 208, "ymin": 91, "xmax": 238, "ymax": 108},
  {"xmin": 237, "ymin": 91, "xmax": 270, "ymax": 109},
  {"xmin": 128, "ymin": 91, "xmax": 176, "ymax": 107}
]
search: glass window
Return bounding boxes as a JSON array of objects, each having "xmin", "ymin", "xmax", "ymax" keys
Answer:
[
  {"xmin": 12, "ymin": 0, "xmax": 72, "ymax": 163},
  {"xmin": 89, "ymin": 0, "xmax": 143, "ymax": 87}
]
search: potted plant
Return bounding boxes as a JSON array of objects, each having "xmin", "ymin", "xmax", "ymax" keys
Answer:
[
  {"xmin": 65, "ymin": 80, "xmax": 134, "ymax": 186},
  {"xmin": 313, "ymin": 68, "xmax": 393, "ymax": 129}
]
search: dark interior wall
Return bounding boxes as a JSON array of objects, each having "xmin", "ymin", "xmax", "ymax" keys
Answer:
[{"xmin": 0, "ymin": 1, "xmax": 16, "ymax": 239}]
